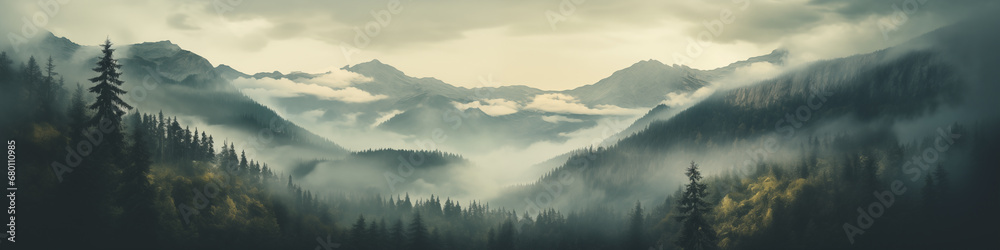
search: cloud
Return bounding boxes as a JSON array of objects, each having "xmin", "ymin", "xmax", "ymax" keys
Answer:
[
  {"xmin": 167, "ymin": 14, "xmax": 199, "ymax": 30},
  {"xmin": 302, "ymin": 70, "xmax": 373, "ymax": 88},
  {"xmin": 542, "ymin": 115, "xmax": 583, "ymax": 123},
  {"xmin": 525, "ymin": 93, "xmax": 642, "ymax": 115},
  {"xmin": 452, "ymin": 98, "xmax": 521, "ymax": 116},
  {"xmin": 2, "ymin": 0, "xmax": 994, "ymax": 91},
  {"xmin": 662, "ymin": 87, "xmax": 716, "ymax": 107},
  {"xmin": 301, "ymin": 109, "xmax": 326, "ymax": 122},
  {"xmin": 232, "ymin": 76, "xmax": 387, "ymax": 103},
  {"xmin": 371, "ymin": 110, "xmax": 404, "ymax": 128}
]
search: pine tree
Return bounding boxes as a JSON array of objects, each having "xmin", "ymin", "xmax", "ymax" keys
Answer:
[
  {"xmin": 156, "ymin": 111, "xmax": 165, "ymax": 160},
  {"xmin": 368, "ymin": 220, "xmax": 383, "ymax": 250},
  {"xmin": 625, "ymin": 201, "xmax": 645, "ymax": 250},
  {"xmin": 239, "ymin": 150, "xmax": 248, "ymax": 174},
  {"xmin": 350, "ymin": 215, "xmax": 368, "ymax": 250},
  {"xmin": 675, "ymin": 161, "xmax": 717, "ymax": 250},
  {"xmin": 21, "ymin": 56, "xmax": 43, "ymax": 118},
  {"xmin": 203, "ymin": 134, "xmax": 214, "ymax": 161},
  {"xmin": 409, "ymin": 212, "xmax": 430, "ymax": 250},
  {"xmin": 39, "ymin": 56, "xmax": 59, "ymax": 122},
  {"xmin": 87, "ymin": 38, "xmax": 132, "ymax": 129},
  {"xmin": 378, "ymin": 219, "xmax": 390, "ymax": 250},
  {"xmin": 495, "ymin": 220, "xmax": 515, "ymax": 250},
  {"xmin": 191, "ymin": 128, "xmax": 201, "ymax": 160},
  {"xmin": 119, "ymin": 111, "xmax": 157, "ymax": 247},
  {"xmin": 67, "ymin": 83, "xmax": 88, "ymax": 141},
  {"xmin": 390, "ymin": 218, "xmax": 407, "ymax": 250},
  {"xmin": 486, "ymin": 227, "xmax": 496, "ymax": 250}
]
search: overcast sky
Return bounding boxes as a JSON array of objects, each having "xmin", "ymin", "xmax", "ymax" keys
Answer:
[{"xmin": 1, "ymin": 0, "xmax": 994, "ymax": 90}]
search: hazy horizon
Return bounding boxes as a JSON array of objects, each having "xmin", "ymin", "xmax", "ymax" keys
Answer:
[{"xmin": 3, "ymin": 0, "xmax": 990, "ymax": 90}]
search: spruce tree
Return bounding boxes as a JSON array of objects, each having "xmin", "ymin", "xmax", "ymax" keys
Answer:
[
  {"xmin": 409, "ymin": 212, "xmax": 430, "ymax": 250},
  {"xmin": 67, "ymin": 83, "xmax": 88, "ymax": 141},
  {"xmin": 390, "ymin": 218, "xmax": 407, "ymax": 250},
  {"xmin": 120, "ymin": 112, "xmax": 157, "ymax": 247},
  {"xmin": 350, "ymin": 215, "xmax": 368, "ymax": 250},
  {"xmin": 496, "ymin": 220, "xmax": 515, "ymax": 250},
  {"xmin": 625, "ymin": 201, "xmax": 645, "ymax": 250},
  {"xmin": 21, "ymin": 56, "xmax": 43, "ymax": 119},
  {"xmin": 88, "ymin": 39, "xmax": 132, "ymax": 130},
  {"xmin": 39, "ymin": 56, "xmax": 58, "ymax": 122},
  {"xmin": 675, "ymin": 161, "xmax": 717, "ymax": 250}
]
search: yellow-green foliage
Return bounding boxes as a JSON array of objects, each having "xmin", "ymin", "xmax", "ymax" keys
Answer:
[
  {"xmin": 148, "ymin": 161, "xmax": 285, "ymax": 245},
  {"xmin": 31, "ymin": 122, "xmax": 60, "ymax": 146},
  {"xmin": 713, "ymin": 173, "xmax": 813, "ymax": 249}
]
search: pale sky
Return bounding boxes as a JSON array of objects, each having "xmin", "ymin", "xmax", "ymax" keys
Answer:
[{"xmin": 1, "ymin": 0, "xmax": 992, "ymax": 90}]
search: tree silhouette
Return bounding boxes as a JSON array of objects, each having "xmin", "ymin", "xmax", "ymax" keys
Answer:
[
  {"xmin": 390, "ymin": 218, "xmax": 407, "ymax": 250},
  {"xmin": 120, "ymin": 112, "xmax": 158, "ymax": 247},
  {"xmin": 409, "ymin": 212, "xmax": 430, "ymax": 250},
  {"xmin": 625, "ymin": 201, "xmax": 645, "ymax": 250},
  {"xmin": 675, "ymin": 161, "xmax": 717, "ymax": 250},
  {"xmin": 495, "ymin": 220, "xmax": 515, "ymax": 250},
  {"xmin": 88, "ymin": 38, "xmax": 132, "ymax": 129},
  {"xmin": 350, "ymin": 214, "xmax": 368, "ymax": 250}
]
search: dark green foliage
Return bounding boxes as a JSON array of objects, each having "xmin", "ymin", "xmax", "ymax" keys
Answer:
[
  {"xmin": 408, "ymin": 212, "xmax": 430, "ymax": 250},
  {"xmin": 87, "ymin": 39, "xmax": 132, "ymax": 128},
  {"xmin": 625, "ymin": 201, "xmax": 645, "ymax": 250},
  {"xmin": 120, "ymin": 112, "xmax": 158, "ymax": 247},
  {"xmin": 3, "ymin": 49, "xmax": 998, "ymax": 250},
  {"xmin": 675, "ymin": 162, "xmax": 717, "ymax": 250}
]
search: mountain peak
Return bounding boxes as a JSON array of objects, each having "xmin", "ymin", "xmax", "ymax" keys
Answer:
[
  {"xmin": 704, "ymin": 48, "xmax": 790, "ymax": 76},
  {"xmin": 633, "ymin": 59, "xmax": 665, "ymax": 66},
  {"xmin": 127, "ymin": 40, "xmax": 183, "ymax": 60},
  {"xmin": 345, "ymin": 59, "xmax": 406, "ymax": 77},
  {"xmin": 135, "ymin": 40, "xmax": 180, "ymax": 50}
]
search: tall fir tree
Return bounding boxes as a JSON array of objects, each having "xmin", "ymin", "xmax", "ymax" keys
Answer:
[
  {"xmin": 350, "ymin": 215, "xmax": 368, "ymax": 250},
  {"xmin": 39, "ymin": 56, "xmax": 59, "ymax": 122},
  {"xmin": 495, "ymin": 220, "xmax": 515, "ymax": 250},
  {"xmin": 87, "ymin": 39, "xmax": 132, "ymax": 129},
  {"xmin": 67, "ymin": 83, "xmax": 88, "ymax": 141},
  {"xmin": 390, "ymin": 218, "xmax": 407, "ymax": 250},
  {"xmin": 625, "ymin": 201, "xmax": 645, "ymax": 250},
  {"xmin": 675, "ymin": 161, "xmax": 717, "ymax": 250},
  {"xmin": 21, "ymin": 56, "xmax": 43, "ymax": 119},
  {"xmin": 409, "ymin": 212, "xmax": 430, "ymax": 250},
  {"xmin": 120, "ymin": 112, "xmax": 158, "ymax": 247}
]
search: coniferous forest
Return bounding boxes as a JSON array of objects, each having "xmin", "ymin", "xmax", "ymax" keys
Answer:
[{"xmin": 3, "ymin": 1, "xmax": 1000, "ymax": 250}]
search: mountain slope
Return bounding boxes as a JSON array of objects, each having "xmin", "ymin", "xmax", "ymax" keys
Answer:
[
  {"xmin": 5, "ymin": 32, "xmax": 350, "ymax": 165},
  {"xmin": 494, "ymin": 22, "xmax": 976, "ymax": 212},
  {"xmin": 565, "ymin": 60, "xmax": 708, "ymax": 108}
]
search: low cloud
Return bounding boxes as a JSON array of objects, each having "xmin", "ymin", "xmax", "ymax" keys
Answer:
[
  {"xmin": 167, "ymin": 14, "xmax": 199, "ymax": 30},
  {"xmin": 303, "ymin": 70, "xmax": 373, "ymax": 88},
  {"xmin": 232, "ymin": 76, "xmax": 386, "ymax": 103},
  {"xmin": 371, "ymin": 110, "xmax": 404, "ymax": 128},
  {"xmin": 453, "ymin": 98, "xmax": 521, "ymax": 116},
  {"xmin": 662, "ymin": 86, "xmax": 716, "ymax": 107},
  {"xmin": 542, "ymin": 115, "xmax": 583, "ymax": 123},
  {"xmin": 525, "ymin": 93, "xmax": 642, "ymax": 115}
]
